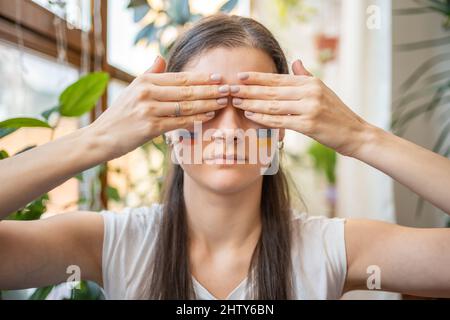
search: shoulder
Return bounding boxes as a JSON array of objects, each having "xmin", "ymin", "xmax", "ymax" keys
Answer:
[
  {"xmin": 290, "ymin": 209, "xmax": 347, "ymax": 299},
  {"xmin": 100, "ymin": 203, "xmax": 163, "ymax": 237},
  {"xmin": 99, "ymin": 203, "xmax": 164, "ymax": 299},
  {"xmin": 290, "ymin": 209, "xmax": 346, "ymax": 244}
]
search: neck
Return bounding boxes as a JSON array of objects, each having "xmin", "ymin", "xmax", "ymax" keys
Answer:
[{"xmin": 184, "ymin": 174, "xmax": 263, "ymax": 251}]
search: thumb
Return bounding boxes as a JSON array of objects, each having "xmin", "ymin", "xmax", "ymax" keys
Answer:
[
  {"xmin": 145, "ymin": 55, "xmax": 167, "ymax": 74},
  {"xmin": 292, "ymin": 59, "xmax": 312, "ymax": 77}
]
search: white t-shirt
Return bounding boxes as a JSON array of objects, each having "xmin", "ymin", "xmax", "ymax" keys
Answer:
[{"xmin": 99, "ymin": 203, "xmax": 347, "ymax": 300}]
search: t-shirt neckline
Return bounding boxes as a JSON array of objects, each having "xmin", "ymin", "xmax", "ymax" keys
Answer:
[{"xmin": 192, "ymin": 275, "xmax": 248, "ymax": 300}]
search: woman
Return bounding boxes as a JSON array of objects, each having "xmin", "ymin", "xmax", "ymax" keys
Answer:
[{"xmin": 0, "ymin": 14, "xmax": 449, "ymax": 300}]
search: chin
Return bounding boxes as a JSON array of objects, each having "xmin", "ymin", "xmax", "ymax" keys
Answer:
[{"xmin": 183, "ymin": 163, "xmax": 263, "ymax": 195}]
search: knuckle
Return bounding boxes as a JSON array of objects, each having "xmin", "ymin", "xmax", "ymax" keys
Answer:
[
  {"xmin": 302, "ymin": 120, "xmax": 316, "ymax": 133},
  {"xmin": 311, "ymin": 77, "xmax": 322, "ymax": 86},
  {"xmin": 263, "ymin": 115, "xmax": 281, "ymax": 127},
  {"xmin": 146, "ymin": 103, "xmax": 157, "ymax": 115},
  {"xmin": 182, "ymin": 101, "xmax": 194, "ymax": 114},
  {"xmin": 269, "ymin": 74, "xmax": 282, "ymax": 86},
  {"xmin": 310, "ymin": 85, "xmax": 323, "ymax": 98},
  {"xmin": 146, "ymin": 118, "xmax": 159, "ymax": 135},
  {"xmin": 177, "ymin": 117, "xmax": 188, "ymax": 127},
  {"xmin": 309, "ymin": 98, "xmax": 322, "ymax": 113},
  {"xmin": 209, "ymin": 85, "xmax": 217, "ymax": 97},
  {"xmin": 267, "ymin": 87, "xmax": 278, "ymax": 99},
  {"xmin": 309, "ymin": 79, "xmax": 324, "ymax": 97},
  {"xmin": 267, "ymin": 101, "xmax": 280, "ymax": 114},
  {"xmin": 181, "ymin": 86, "xmax": 194, "ymax": 100},
  {"xmin": 175, "ymin": 73, "xmax": 189, "ymax": 85},
  {"xmin": 137, "ymin": 87, "xmax": 151, "ymax": 100}
]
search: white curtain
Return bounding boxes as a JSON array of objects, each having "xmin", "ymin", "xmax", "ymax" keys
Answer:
[{"xmin": 336, "ymin": 0, "xmax": 400, "ymax": 299}]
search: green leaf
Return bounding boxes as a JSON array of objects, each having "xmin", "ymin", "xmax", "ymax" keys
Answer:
[
  {"xmin": 189, "ymin": 13, "xmax": 203, "ymax": 22},
  {"xmin": 59, "ymin": 72, "xmax": 109, "ymax": 117},
  {"xmin": 0, "ymin": 150, "xmax": 9, "ymax": 160},
  {"xmin": 29, "ymin": 286, "xmax": 54, "ymax": 300},
  {"xmin": 432, "ymin": 120, "xmax": 450, "ymax": 153},
  {"xmin": 75, "ymin": 173, "xmax": 84, "ymax": 182},
  {"xmin": 152, "ymin": 136, "xmax": 168, "ymax": 154},
  {"xmin": 106, "ymin": 186, "xmax": 121, "ymax": 202},
  {"xmin": 14, "ymin": 145, "xmax": 37, "ymax": 156},
  {"xmin": 399, "ymin": 53, "xmax": 450, "ymax": 92},
  {"xmin": 66, "ymin": 281, "xmax": 104, "ymax": 300},
  {"xmin": 393, "ymin": 80, "xmax": 448, "ymax": 112},
  {"xmin": 128, "ymin": 0, "xmax": 151, "ymax": 22},
  {"xmin": 134, "ymin": 23, "xmax": 160, "ymax": 45},
  {"xmin": 41, "ymin": 106, "xmax": 60, "ymax": 121},
  {"xmin": 127, "ymin": 0, "xmax": 149, "ymax": 8},
  {"xmin": 392, "ymin": 94, "xmax": 450, "ymax": 132},
  {"xmin": 0, "ymin": 117, "xmax": 50, "ymax": 130},
  {"xmin": 219, "ymin": 0, "xmax": 239, "ymax": 13},
  {"xmin": 159, "ymin": 40, "xmax": 175, "ymax": 58},
  {"xmin": 0, "ymin": 128, "xmax": 17, "ymax": 139},
  {"xmin": 307, "ymin": 141, "xmax": 337, "ymax": 185},
  {"xmin": 167, "ymin": 0, "xmax": 191, "ymax": 25},
  {"xmin": 393, "ymin": 7, "xmax": 435, "ymax": 15},
  {"xmin": 395, "ymin": 35, "xmax": 450, "ymax": 51},
  {"xmin": 6, "ymin": 194, "xmax": 49, "ymax": 221},
  {"xmin": 0, "ymin": 117, "xmax": 50, "ymax": 139}
]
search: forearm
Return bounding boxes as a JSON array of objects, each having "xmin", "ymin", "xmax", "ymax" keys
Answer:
[
  {"xmin": 0, "ymin": 125, "xmax": 112, "ymax": 218},
  {"xmin": 354, "ymin": 125, "xmax": 450, "ymax": 214}
]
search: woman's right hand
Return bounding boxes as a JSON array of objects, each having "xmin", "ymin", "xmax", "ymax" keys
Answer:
[{"xmin": 88, "ymin": 56, "xmax": 230, "ymax": 159}]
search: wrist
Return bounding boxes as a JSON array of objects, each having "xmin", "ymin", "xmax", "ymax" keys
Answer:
[
  {"xmin": 76, "ymin": 124, "xmax": 116, "ymax": 164},
  {"xmin": 351, "ymin": 124, "xmax": 389, "ymax": 161}
]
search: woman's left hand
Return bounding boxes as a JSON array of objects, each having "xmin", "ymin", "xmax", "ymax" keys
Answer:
[{"xmin": 231, "ymin": 60, "xmax": 372, "ymax": 157}]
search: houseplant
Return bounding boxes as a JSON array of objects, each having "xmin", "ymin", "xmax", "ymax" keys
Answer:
[{"xmin": 0, "ymin": 71, "xmax": 109, "ymax": 300}]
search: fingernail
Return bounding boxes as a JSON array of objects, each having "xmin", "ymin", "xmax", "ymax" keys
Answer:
[
  {"xmin": 206, "ymin": 111, "xmax": 215, "ymax": 117},
  {"xmin": 217, "ymin": 98, "xmax": 228, "ymax": 105},
  {"xmin": 218, "ymin": 85, "xmax": 230, "ymax": 93},
  {"xmin": 230, "ymin": 85, "xmax": 240, "ymax": 94},
  {"xmin": 210, "ymin": 73, "xmax": 222, "ymax": 81},
  {"xmin": 245, "ymin": 111, "xmax": 254, "ymax": 117},
  {"xmin": 238, "ymin": 72, "xmax": 249, "ymax": 80},
  {"xmin": 154, "ymin": 55, "xmax": 161, "ymax": 64},
  {"xmin": 232, "ymin": 98, "xmax": 242, "ymax": 105}
]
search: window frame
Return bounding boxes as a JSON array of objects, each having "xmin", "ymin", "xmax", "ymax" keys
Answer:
[{"xmin": 0, "ymin": 0, "xmax": 134, "ymax": 208}]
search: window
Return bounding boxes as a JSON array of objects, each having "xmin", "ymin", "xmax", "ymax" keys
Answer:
[
  {"xmin": 0, "ymin": 41, "xmax": 80, "ymax": 214},
  {"xmin": 0, "ymin": 0, "xmax": 135, "ymax": 211}
]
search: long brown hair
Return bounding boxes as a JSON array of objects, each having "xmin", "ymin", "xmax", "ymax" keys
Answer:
[{"xmin": 147, "ymin": 14, "xmax": 296, "ymax": 300}]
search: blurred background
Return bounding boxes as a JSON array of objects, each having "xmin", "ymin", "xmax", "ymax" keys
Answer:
[{"xmin": 0, "ymin": 0, "xmax": 449, "ymax": 300}]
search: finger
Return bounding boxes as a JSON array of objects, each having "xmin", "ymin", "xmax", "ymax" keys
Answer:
[
  {"xmin": 145, "ymin": 56, "xmax": 166, "ymax": 74},
  {"xmin": 292, "ymin": 59, "xmax": 312, "ymax": 77},
  {"xmin": 153, "ymin": 98, "xmax": 229, "ymax": 117},
  {"xmin": 161, "ymin": 112, "xmax": 217, "ymax": 132},
  {"xmin": 148, "ymin": 84, "xmax": 231, "ymax": 101},
  {"xmin": 231, "ymin": 85, "xmax": 310, "ymax": 100},
  {"xmin": 237, "ymin": 71, "xmax": 310, "ymax": 86},
  {"xmin": 243, "ymin": 112, "xmax": 300, "ymax": 131},
  {"xmin": 231, "ymin": 98, "xmax": 303, "ymax": 115},
  {"xmin": 143, "ymin": 72, "xmax": 223, "ymax": 86}
]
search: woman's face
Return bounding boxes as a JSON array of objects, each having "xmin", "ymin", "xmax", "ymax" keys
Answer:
[{"xmin": 169, "ymin": 47, "xmax": 284, "ymax": 194}]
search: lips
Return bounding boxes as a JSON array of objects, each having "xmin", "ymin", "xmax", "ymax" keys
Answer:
[{"xmin": 204, "ymin": 153, "xmax": 247, "ymax": 161}]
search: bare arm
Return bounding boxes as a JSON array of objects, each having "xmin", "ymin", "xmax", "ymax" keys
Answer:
[
  {"xmin": 353, "ymin": 126, "xmax": 450, "ymax": 215},
  {"xmin": 0, "ymin": 127, "xmax": 110, "ymax": 218},
  {"xmin": 344, "ymin": 219, "xmax": 450, "ymax": 298},
  {"xmin": 0, "ymin": 212, "xmax": 104, "ymax": 289},
  {"xmin": 230, "ymin": 63, "xmax": 450, "ymax": 215}
]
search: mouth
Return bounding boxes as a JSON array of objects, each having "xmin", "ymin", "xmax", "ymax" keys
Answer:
[{"xmin": 204, "ymin": 154, "xmax": 247, "ymax": 162}]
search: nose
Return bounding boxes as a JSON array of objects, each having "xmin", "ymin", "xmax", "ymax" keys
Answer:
[{"xmin": 209, "ymin": 99, "xmax": 246, "ymax": 141}]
